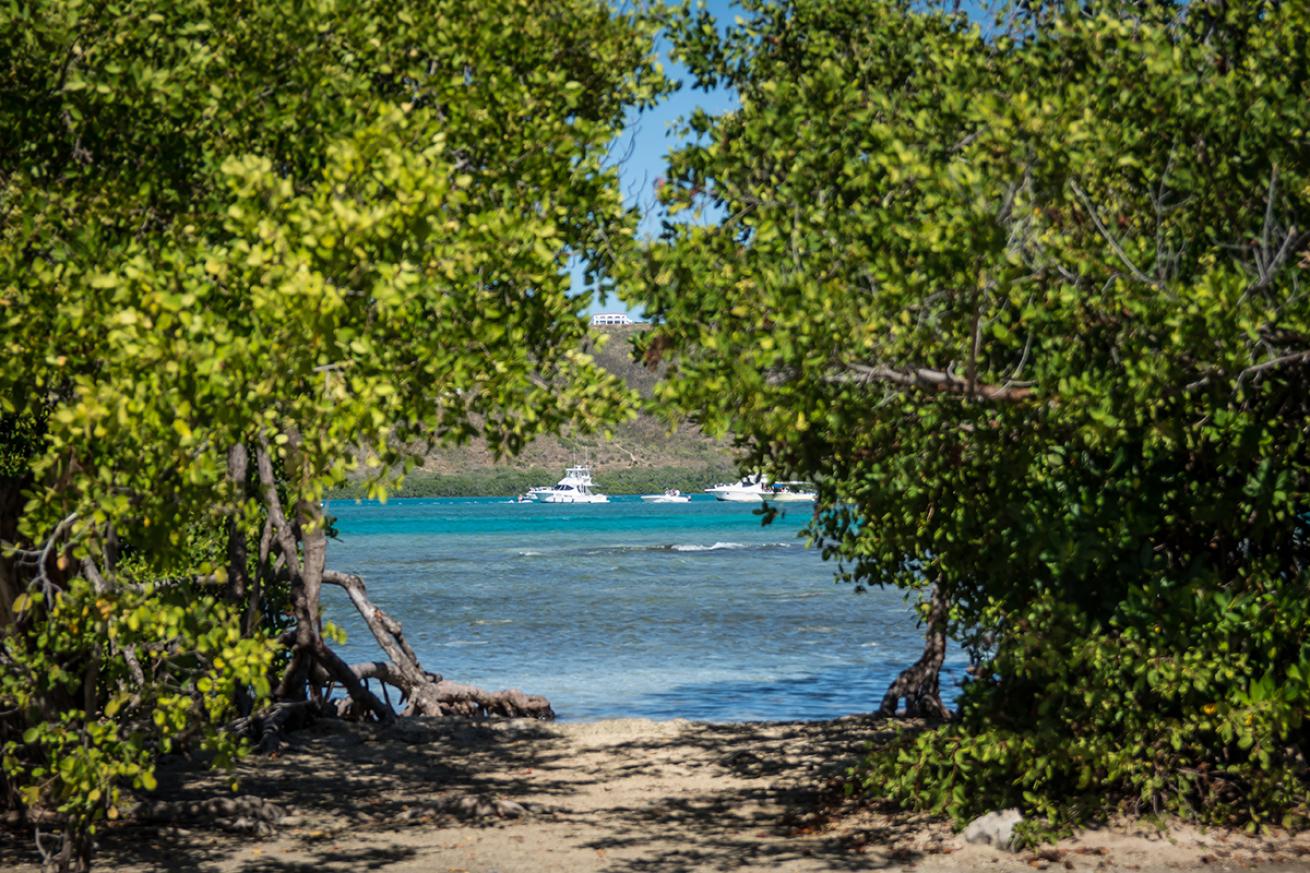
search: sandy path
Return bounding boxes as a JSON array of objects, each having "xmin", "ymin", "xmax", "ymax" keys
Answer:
[{"xmin": 3, "ymin": 716, "xmax": 1309, "ymax": 872}]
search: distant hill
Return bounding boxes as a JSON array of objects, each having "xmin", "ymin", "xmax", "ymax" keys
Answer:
[{"xmin": 342, "ymin": 325, "xmax": 739, "ymax": 496}]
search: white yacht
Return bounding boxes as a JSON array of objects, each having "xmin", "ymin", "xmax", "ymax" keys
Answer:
[
  {"xmin": 704, "ymin": 475, "xmax": 773, "ymax": 502},
  {"xmin": 705, "ymin": 475, "xmax": 815, "ymax": 503},
  {"xmin": 538, "ymin": 464, "xmax": 610, "ymax": 504},
  {"xmin": 640, "ymin": 489, "xmax": 691, "ymax": 504}
]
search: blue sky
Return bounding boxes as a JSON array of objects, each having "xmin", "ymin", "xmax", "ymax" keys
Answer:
[{"xmin": 582, "ymin": 0, "xmax": 740, "ymax": 317}]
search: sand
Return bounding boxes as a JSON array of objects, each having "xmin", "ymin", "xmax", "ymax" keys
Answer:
[{"xmin": 3, "ymin": 715, "xmax": 1309, "ymax": 872}]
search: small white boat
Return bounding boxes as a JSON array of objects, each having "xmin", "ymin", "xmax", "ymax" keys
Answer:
[
  {"xmin": 705, "ymin": 475, "xmax": 815, "ymax": 503},
  {"xmin": 539, "ymin": 464, "xmax": 610, "ymax": 504},
  {"xmin": 641, "ymin": 489, "xmax": 691, "ymax": 504}
]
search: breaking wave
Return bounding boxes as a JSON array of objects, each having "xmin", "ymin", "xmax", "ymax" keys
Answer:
[
  {"xmin": 669, "ymin": 541, "xmax": 749, "ymax": 552},
  {"xmin": 513, "ymin": 541, "xmax": 796, "ymax": 558}
]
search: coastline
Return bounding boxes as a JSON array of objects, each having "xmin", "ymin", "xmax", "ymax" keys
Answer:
[
  {"xmin": 5, "ymin": 715, "xmax": 1307, "ymax": 872},
  {"xmin": 324, "ymin": 464, "xmax": 739, "ymax": 500}
]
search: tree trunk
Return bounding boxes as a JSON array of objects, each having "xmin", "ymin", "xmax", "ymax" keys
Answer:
[
  {"xmin": 245, "ymin": 515, "xmax": 272, "ymax": 637},
  {"xmin": 878, "ymin": 585, "xmax": 951, "ymax": 719},
  {"xmin": 225, "ymin": 443, "xmax": 250, "ymax": 605},
  {"xmin": 0, "ymin": 470, "xmax": 30, "ymax": 627},
  {"xmin": 39, "ymin": 819, "xmax": 93, "ymax": 873},
  {"xmin": 254, "ymin": 440, "xmax": 391, "ymax": 721}
]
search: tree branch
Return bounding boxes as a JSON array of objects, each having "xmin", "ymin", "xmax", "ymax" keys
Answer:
[
  {"xmin": 324, "ymin": 570, "xmax": 420, "ymax": 665},
  {"xmin": 254, "ymin": 439, "xmax": 300, "ymax": 578},
  {"xmin": 1238, "ymin": 350, "xmax": 1310, "ymax": 383},
  {"xmin": 835, "ymin": 363, "xmax": 1035, "ymax": 402},
  {"xmin": 1069, "ymin": 179, "xmax": 1157, "ymax": 287},
  {"xmin": 1247, "ymin": 226, "xmax": 1305, "ymax": 295}
]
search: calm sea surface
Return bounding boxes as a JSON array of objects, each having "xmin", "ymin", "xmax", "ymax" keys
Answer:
[{"xmin": 323, "ymin": 495, "xmax": 967, "ymax": 722}]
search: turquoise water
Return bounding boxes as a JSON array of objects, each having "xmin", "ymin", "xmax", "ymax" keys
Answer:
[{"xmin": 323, "ymin": 495, "xmax": 966, "ymax": 721}]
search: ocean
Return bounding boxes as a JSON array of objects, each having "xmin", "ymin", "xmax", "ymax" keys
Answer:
[{"xmin": 323, "ymin": 495, "xmax": 968, "ymax": 722}]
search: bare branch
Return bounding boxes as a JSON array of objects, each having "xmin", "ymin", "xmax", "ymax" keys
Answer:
[
  {"xmin": 324, "ymin": 570, "xmax": 420, "ymax": 665},
  {"xmin": 121, "ymin": 644, "xmax": 145, "ymax": 687},
  {"xmin": 80, "ymin": 557, "xmax": 108, "ymax": 595},
  {"xmin": 254, "ymin": 439, "xmax": 299, "ymax": 576},
  {"xmin": 836, "ymin": 363, "xmax": 1035, "ymax": 402},
  {"xmin": 1238, "ymin": 350, "xmax": 1310, "ymax": 384},
  {"xmin": 1246, "ymin": 226, "xmax": 1305, "ymax": 296},
  {"xmin": 314, "ymin": 637, "xmax": 393, "ymax": 722},
  {"xmin": 1009, "ymin": 331, "xmax": 1034, "ymax": 383},
  {"xmin": 1260, "ymin": 164, "xmax": 1278, "ymax": 274},
  {"xmin": 1069, "ymin": 179, "xmax": 1157, "ymax": 287},
  {"xmin": 11, "ymin": 513, "xmax": 82, "ymax": 607}
]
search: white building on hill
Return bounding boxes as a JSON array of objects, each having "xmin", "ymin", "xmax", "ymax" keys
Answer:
[{"xmin": 590, "ymin": 312, "xmax": 634, "ymax": 326}]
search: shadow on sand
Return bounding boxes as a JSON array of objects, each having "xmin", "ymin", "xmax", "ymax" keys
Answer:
[{"xmin": 1, "ymin": 714, "xmax": 935, "ymax": 873}]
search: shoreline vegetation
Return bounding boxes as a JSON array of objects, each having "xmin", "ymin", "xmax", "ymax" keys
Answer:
[{"xmin": 325, "ymin": 463, "xmax": 741, "ymax": 499}]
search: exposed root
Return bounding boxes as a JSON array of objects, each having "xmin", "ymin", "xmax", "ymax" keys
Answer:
[
  {"xmin": 229, "ymin": 701, "xmax": 318, "ymax": 753},
  {"xmin": 425, "ymin": 679, "xmax": 555, "ymax": 720},
  {"xmin": 324, "ymin": 570, "xmax": 554, "ymax": 720}
]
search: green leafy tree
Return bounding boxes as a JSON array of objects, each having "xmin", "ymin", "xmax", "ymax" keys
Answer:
[
  {"xmin": 1, "ymin": 1, "xmax": 666, "ymax": 868},
  {"xmin": 632, "ymin": 0, "xmax": 1310, "ymax": 832}
]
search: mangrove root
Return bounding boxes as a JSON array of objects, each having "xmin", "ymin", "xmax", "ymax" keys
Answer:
[{"xmin": 324, "ymin": 570, "xmax": 555, "ymax": 720}]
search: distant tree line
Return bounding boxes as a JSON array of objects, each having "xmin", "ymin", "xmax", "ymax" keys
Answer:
[{"xmin": 326, "ymin": 464, "xmax": 740, "ymax": 498}]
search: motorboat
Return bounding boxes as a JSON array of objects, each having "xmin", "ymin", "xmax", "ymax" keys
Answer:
[
  {"xmin": 767, "ymin": 484, "xmax": 816, "ymax": 502},
  {"xmin": 538, "ymin": 464, "xmax": 610, "ymax": 504},
  {"xmin": 641, "ymin": 489, "xmax": 691, "ymax": 504},
  {"xmin": 704, "ymin": 475, "xmax": 773, "ymax": 502},
  {"xmin": 705, "ymin": 475, "xmax": 815, "ymax": 503}
]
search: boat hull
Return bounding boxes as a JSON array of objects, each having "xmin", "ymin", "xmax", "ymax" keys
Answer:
[
  {"xmin": 542, "ymin": 493, "xmax": 609, "ymax": 504},
  {"xmin": 768, "ymin": 492, "xmax": 816, "ymax": 503},
  {"xmin": 708, "ymin": 491, "xmax": 768, "ymax": 502}
]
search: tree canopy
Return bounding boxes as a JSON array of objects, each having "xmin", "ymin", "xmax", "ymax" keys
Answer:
[
  {"xmin": 632, "ymin": 0, "xmax": 1310, "ymax": 832},
  {"xmin": 1, "ymin": 1, "xmax": 665, "ymax": 868},
  {"xmin": 2, "ymin": 0, "xmax": 664, "ymax": 558}
]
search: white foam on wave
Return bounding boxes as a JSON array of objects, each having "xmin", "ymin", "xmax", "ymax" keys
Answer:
[
  {"xmin": 571, "ymin": 541, "xmax": 798, "ymax": 556},
  {"xmin": 517, "ymin": 550, "xmax": 544, "ymax": 557},
  {"xmin": 472, "ymin": 618, "xmax": 514, "ymax": 626},
  {"xmin": 670, "ymin": 541, "xmax": 748, "ymax": 552}
]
